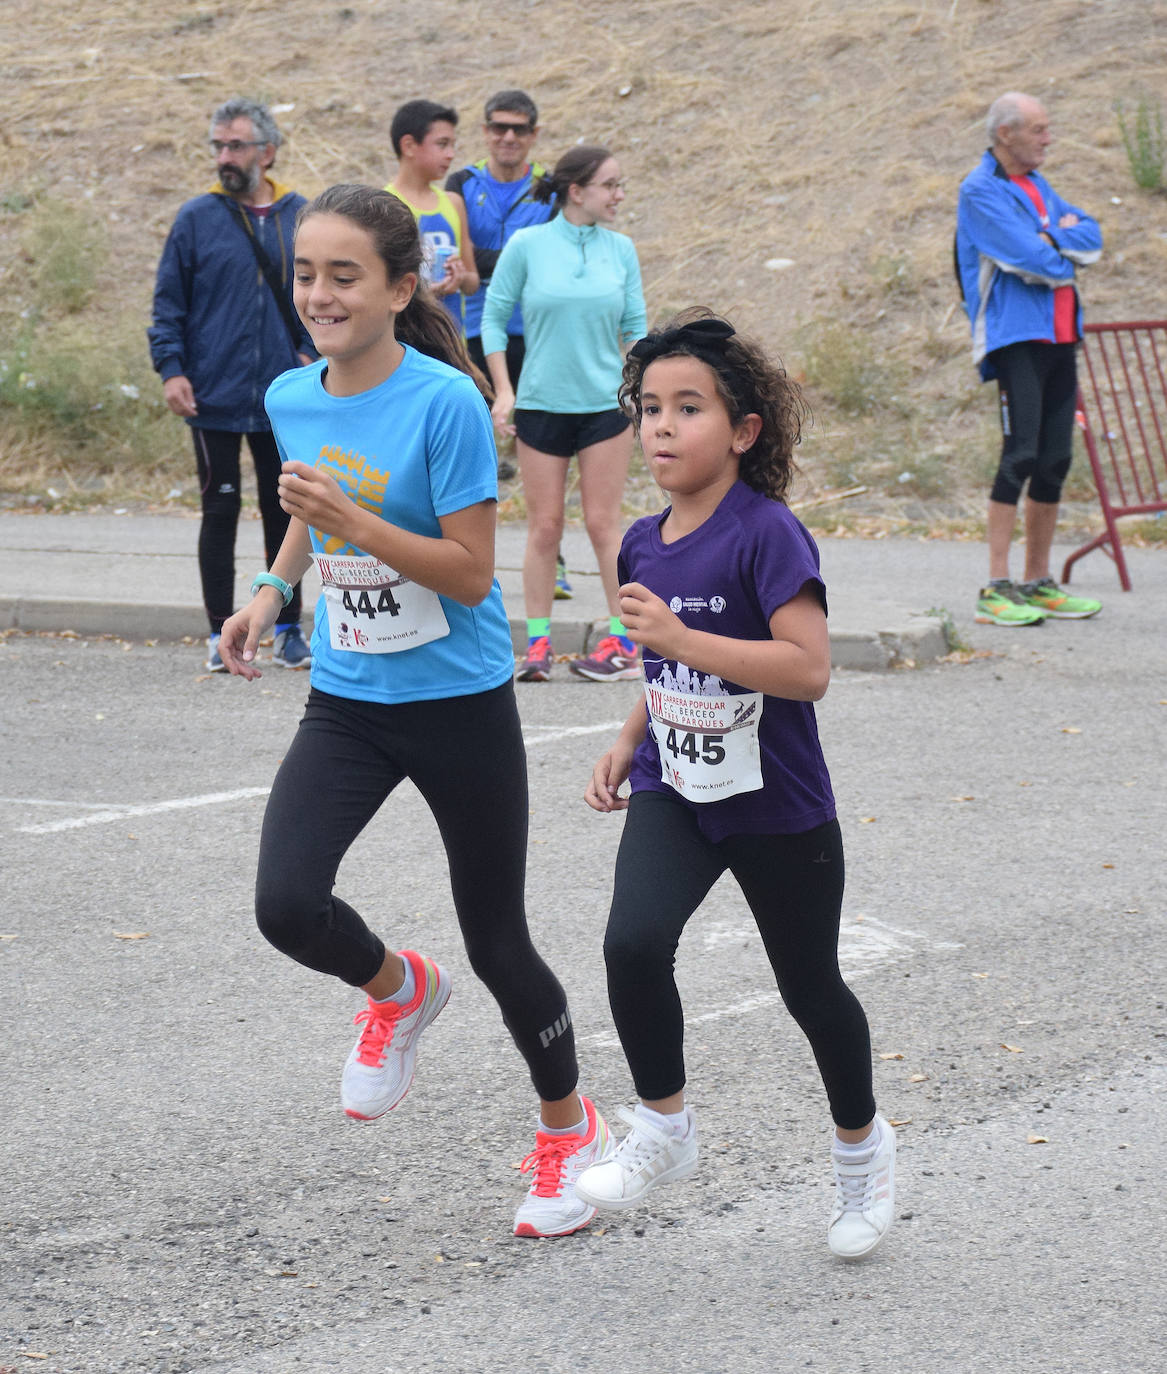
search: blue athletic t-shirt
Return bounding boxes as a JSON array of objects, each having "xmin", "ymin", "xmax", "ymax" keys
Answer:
[{"xmin": 264, "ymin": 347, "xmax": 514, "ymax": 705}]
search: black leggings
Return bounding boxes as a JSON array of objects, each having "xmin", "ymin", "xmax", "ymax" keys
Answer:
[
  {"xmin": 192, "ymin": 427, "xmax": 302, "ymax": 634},
  {"xmin": 990, "ymin": 341, "xmax": 1078, "ymax": 506},
  {"xmin": 604, "ymin": 791, "xmax": 875, "ymax": 1130},
  {"xmin": 254, "ymin": 683, "xmax": 579, "ymax": 1102}
]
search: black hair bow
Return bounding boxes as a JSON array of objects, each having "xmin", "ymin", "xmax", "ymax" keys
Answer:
[{"xmin": 628, "ymin": 318, "xmax": 736, "ymax": 365}]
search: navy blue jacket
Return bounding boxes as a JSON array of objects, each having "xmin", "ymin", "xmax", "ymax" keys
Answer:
[{"xmin": 148, "ymin": 181, "xmax": 314, "ymax": 432}]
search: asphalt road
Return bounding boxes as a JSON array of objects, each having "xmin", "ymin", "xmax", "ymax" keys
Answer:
[{"xmin": 1, "ymin": 607, "xmax": 1163, "ymax": 1373}]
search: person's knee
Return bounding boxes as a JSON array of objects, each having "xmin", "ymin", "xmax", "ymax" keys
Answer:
[
  {"xmin": 604, "ymin": 916, "xmax": 674, "ymax": 979},
  {"xmin": 527, "ymin": 510, "xmax": 565, "ymax": 552},
  {"xmin": 582, "ymin": 505, "xmax": 620, "ymax": 546},
  {"xmin": 254, "ymin": 869, "xmax": 323, "ymax": 956},
  {"xmin": 200, "ymin": 485, "xmax": 241, "ymax": 521},
  {"xmin": 1029, "ymin": 459, "xmax": 1070, "ymax": 504}
]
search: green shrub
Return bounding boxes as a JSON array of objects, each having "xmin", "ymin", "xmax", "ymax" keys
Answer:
[
  {"xmin": 1116, "ymin": 96, "xmax": 1165, "ymax": 192},
  {"xmin": 19, "ymin": 197, "xmax": 108, "ymax": 313},
  {"xmin": 796, "ymin": 319, "xmax": 896, "ymax": 415}
]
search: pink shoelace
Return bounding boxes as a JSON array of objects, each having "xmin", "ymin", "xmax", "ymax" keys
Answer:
[
  {"xmin": 351, "ymin": 1002, "xmax": 403, "ymax": 1067},
  {"xmin": 518, "ymin": 1133, "xmax": 584, "ymax": 1198}
]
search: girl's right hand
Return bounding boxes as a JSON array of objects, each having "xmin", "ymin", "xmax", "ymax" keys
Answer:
[
  {"xmin": 585, "ymin": 743, "xmax": 635, "ymax": 812},
  {"xmin": 218, "ymin": 591, "xmax": 282, "ymax": 681},
  {"xmin": 490, "ymin": 386, "xmax": 516, "ymax": 437}
]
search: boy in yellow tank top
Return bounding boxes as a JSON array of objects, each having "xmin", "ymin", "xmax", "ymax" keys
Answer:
[{"xmin": 386, "ymin": 99, "xmax": 479, "ymax": 331}]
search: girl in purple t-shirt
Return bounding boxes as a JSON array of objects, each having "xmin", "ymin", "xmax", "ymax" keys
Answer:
[{"xmin": 574, "ymin": 310, "xmax": 895, "ymax": 1259}]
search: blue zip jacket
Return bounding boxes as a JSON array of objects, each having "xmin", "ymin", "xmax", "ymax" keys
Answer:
[
  {"xmin": 956, "ymin": 150, "xmax": 1102, "ymax": 380},
  {"xmin": 445, "ymin": 159, "xmax": 552, "ymax": 338},
  {"xmin": 148, "ymin": 181, "xmax": 314, "ymax": 432}
]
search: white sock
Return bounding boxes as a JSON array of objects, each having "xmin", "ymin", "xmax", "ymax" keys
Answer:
[
  {"xmin": 636, "ymin": 1104, "xmax": 692, "ymax": 1138},
  {"xmin": 374, "ymin": 956, "xmax": 415, "ymax": 1007},
  {"xmin": 540, "ymin": 1113, "xmax": 588, "ymax": 1137},
  {"xmin": 833, "ymin": 1119, "xmax": 880, "ymax": 1162}
]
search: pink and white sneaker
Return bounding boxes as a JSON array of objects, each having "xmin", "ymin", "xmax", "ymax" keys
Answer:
[
  {"xmin": 513, "ymin": 1096, "xmax": 612, "ymax": 1238},
  {"xmin": 340, "ymin": 950, "xmax": 451, "ymax": 1121}
]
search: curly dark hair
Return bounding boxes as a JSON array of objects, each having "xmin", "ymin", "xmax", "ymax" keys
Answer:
[{"xmin": 619, "ymin": 306, "xmax": 809, "ymax": 502}]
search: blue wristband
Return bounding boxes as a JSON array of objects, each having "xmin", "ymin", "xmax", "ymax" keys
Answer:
[{"xmin": 251, "ymin": 572, "xmax": 294, "ymax": 607}]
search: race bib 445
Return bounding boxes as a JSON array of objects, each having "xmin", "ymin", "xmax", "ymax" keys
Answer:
[{"xmin": 644, "ymin": 680, "xmax": 763, "ymax": 802}]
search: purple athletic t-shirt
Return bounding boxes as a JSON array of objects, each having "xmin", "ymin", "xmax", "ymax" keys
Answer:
[{"xmin": 621, "ymin": 480, "xmax": 836, "ymax": 842}]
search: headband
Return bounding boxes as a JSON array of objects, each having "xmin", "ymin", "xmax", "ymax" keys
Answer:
[{"xmin": 628, "ymin": 319, "xmax": 753, "ymax": 415}]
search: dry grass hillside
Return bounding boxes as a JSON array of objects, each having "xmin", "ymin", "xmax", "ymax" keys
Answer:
[{"xmin": 1, "ymin": 0, "xmax": 1165, "ymax": 530}]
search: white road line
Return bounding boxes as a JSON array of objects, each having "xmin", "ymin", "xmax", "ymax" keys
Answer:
[
  {"xmin": 523, "ymin": 721, "xmax": 625, "ymax": 746},
  {"xmin": 10, "ymin": 722, "xmax": 627, "ymax": 833},
  {"xmin": 16, "ymin": 787, "xmax": 272, "ymax": 834}
]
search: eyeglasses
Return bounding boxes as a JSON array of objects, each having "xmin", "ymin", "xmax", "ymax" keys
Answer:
[
  {"xmin": 209, "ymin": 139, "xmax": 266, "ymax": 155},
  {"xmin": 485, "ymin": 121, "xmax": 533, "ymax": 137},
  {"xmin": 594, "ymin": 179, "xmax": 626, "ymax": 192}
]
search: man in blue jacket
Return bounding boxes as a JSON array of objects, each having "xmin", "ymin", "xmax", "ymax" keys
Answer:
[
  {"xmin": 149, "ymin": 97, "xmax": 314, "ymax": 670},
  {"xmin": 956, "ymin": 92, "xmax": 1103, "ymax": 626}
]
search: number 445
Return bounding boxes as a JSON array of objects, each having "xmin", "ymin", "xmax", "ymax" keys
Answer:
[{"xmin": 664, "ymin": 728, "xmax": 725, "ymax": 766}]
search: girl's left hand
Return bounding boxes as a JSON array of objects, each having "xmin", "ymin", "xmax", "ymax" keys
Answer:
[
  {"xmin": 278, "ymin": 462, "xmax": 355, "ymax": 543},
  {"xmin": 618, "ymin": 581, "xmax": 686, "ymax": 659}
]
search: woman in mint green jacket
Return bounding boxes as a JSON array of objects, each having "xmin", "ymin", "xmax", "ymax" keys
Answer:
[{"xmin": 483, "ymin": 145, "xmax": 647, "ymax": 683}]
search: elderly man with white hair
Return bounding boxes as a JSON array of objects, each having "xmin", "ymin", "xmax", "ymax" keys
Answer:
[{"xmin": 956, "ymin": 91, "xmax": 1103, "ymax": 626}]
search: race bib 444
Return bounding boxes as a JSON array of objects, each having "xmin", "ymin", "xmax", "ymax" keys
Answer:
[{"xmin": 314, "ymin": 553, "xmax": 450, "ymax": 654}]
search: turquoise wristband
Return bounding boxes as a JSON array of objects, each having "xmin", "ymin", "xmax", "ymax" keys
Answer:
[{"xmin": 251, "ymin": 572, "xmax": 294, "ymax": 607}]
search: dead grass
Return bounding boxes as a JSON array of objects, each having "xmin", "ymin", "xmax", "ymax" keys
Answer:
[{"xmin": 1, "ymin": 0, "xmax": 1166, "ymax": 523}]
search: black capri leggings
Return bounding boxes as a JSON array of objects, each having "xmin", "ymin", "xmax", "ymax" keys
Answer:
[
  {"xmin": 604, "ymin": 791, "xmax": 875, "ymax": 1130},
  {"xmin": 990, "ymin": 341, "xmax": 1078, "ymax": 506},
  {"xmin": 254, "ymin": 683, "xmax": 579, "ymax": 1103}
]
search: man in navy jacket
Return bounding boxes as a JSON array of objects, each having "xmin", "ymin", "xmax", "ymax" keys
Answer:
[
  {"xmin": 149, "ymin": 97, "xmax": 314, "ymax": 670},
  {"xmin": 956, "ymin": 92, "xmax": 1103, "ymax": 626}
]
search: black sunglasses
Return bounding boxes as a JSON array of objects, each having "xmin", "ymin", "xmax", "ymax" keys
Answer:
[{"xmin": 486, "ymin": 120, "xmax": 533, "ymax": 137}]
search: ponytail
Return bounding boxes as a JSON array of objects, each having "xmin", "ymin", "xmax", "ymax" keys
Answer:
[{"xmin": 396, "ymin": 288, "xmax": 492, "ymax": 400}]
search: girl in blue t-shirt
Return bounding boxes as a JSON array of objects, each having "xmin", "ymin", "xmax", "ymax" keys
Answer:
[
  {"xmin": 218, "ymin": 184, "xmax": 610, "ymax": 1240},
  {"xmin": 574, "ymin": 310, "xmax": 895, "ymax": 1260}
]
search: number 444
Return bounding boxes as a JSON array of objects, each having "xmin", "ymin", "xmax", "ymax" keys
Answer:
[{"xmin": 342, "ymin": 587, "xmax": 401, "ymax": 619}]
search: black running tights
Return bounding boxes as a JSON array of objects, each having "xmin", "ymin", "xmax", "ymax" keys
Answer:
[
  {"xmin": 603, "ymin": 791, "xmax": 875, "ymax": 1129},
  {"xmin": 254, "ymin": 684, "xmax": 579, "ymax": 1103},
  {"xmin": 193, "ymin": 427, "xmax": 302, "ymax": 634}
]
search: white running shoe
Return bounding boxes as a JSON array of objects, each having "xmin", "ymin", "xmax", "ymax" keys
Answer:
[
  {"xmin": 827, "ymin": 1115, "xmax": 896, "ymax": 1259},
  {"xmin": 573, "ymin": 1104, "xmax": 698, "ymax": 1210},
  {"xmin": 513, "ymin": 1096, "xmax": 612, "ymax": 1238},
  {"xmin": 340, "ymin": 950, "xmax": 451, "ymax": 1121}
]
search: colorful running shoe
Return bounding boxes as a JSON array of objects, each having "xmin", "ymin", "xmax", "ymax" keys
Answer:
[
  {"xmin": 554, "ymin": 553, "xmax": 574, "ymax": 601},
  {"xmin": 574, "ymin": 1105, "xmax": 698, "ymax": 1210},
  {"xmin": 517, "ymin": 635, "xmax": 553, "ymax": 682},
  {"xmin": 827, "ymin": 1115, "xmax": 896, "ymax": 1260},
  {"xmin": 1019, "ymin": 577, "xmax": 1101, "ymax": 619},
  {"xmin": 341, "ymin": 950, "xmax": 451, "ymax": 1121},
  {"xmin": 513, "ymin": 1096, "xmax": 612, "ymax": 1238},
  {"xmin": 569, "ymin": 635, "xmax": 641, "ymax": 682},
  {"xmin": 272, "ymin": 624, "xmax": 312, "ymax": 669},
  {"xmin": 205, "ymin": 635, "xmax": 226, "ymax": 672},
  {"xmin": 974, "ymin": 580, "xmax": 1046, "ymax": 627}
]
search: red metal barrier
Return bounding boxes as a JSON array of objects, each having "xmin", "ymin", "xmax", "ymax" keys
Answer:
[{"xmin": 1063, "ymin": 320, "xmax": 1167, "ymax": 591}]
